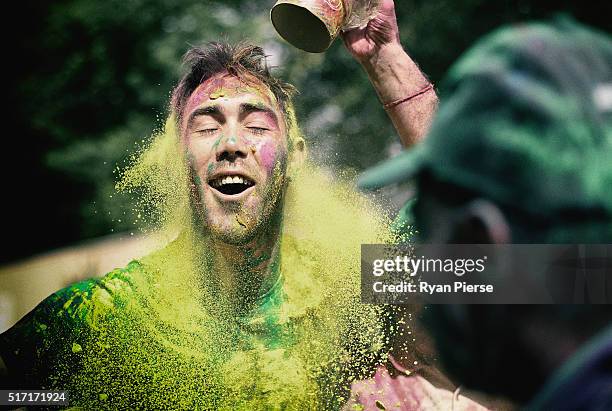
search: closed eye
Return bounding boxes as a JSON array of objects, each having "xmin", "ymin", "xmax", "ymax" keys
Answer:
[
  {"xmin": 247, "ymin": 126, "xmax": 269, "ymax": 135},
  {"xmin": 196, "ymin": 128, "xmax": 219, "ymax": 135}
]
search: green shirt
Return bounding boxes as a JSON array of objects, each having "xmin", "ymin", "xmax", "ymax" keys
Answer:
[
  {"xmin": 0, "ymin": 259, "xmax": 294, "ymax": 408},
  {"xmin": 1, "ymin": 227, "xmax": 394, "ymax": 409}
]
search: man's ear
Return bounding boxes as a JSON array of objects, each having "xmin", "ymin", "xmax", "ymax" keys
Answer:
[
  {"xmin": 448, "ymin": 199, "xmax": 511, "ymax": 244},
  {"xmin": 289, "ymin": 138, "xmax": 306, "ymax": 171}
]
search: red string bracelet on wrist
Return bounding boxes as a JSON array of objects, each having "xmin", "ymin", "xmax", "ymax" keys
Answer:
[{"xmin": 383, "ymin": 83, "xmax": 434, "ymax": 109}]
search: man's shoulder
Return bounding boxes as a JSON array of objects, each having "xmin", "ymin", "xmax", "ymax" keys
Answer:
[
  {"xmin": 2, "ymin": 259, "xmax": 143, "ymax": 336},
  {"xmin": 0, "ymin": 260, "xmax": 144, "ymax": 388},
  {"xmin": 52, "ymin": 260, "xmax": 144, "ymax": 324}
]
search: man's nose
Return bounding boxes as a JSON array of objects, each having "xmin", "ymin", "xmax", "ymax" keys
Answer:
[{"xmin": 216, "ymin": 133, "xmax": 248, "ymax": 163}]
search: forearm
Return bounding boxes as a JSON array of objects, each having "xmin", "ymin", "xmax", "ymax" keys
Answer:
[{"xmin": 361, "ymin": 43, "xmax": 438, "ymax": 147}]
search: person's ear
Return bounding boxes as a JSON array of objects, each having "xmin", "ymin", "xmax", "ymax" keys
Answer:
[
  {"xmin": 448, "ymin": 199, "xmax": 511, "ymax": 244},
  {"xmin": 289, "ymin": 137, "xmax": 306, "ymax": 171}
]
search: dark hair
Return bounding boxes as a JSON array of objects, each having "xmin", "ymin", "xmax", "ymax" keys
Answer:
[{"xmin": 171, "ymin": 42, "xmax": 296, "ymax": 125}]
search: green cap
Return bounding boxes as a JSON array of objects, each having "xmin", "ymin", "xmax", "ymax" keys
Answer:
[{"xmin": 359, "ymin": 17, "xmax": 612, "ymax": 220}]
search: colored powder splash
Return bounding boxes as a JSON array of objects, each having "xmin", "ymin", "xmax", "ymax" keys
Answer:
[
  {"xmin": 49, "ymin": 111, "xmax": 412, "ymax": 409},
  {"xmin": 343, "ymin": 0, "xmax": 382, "ymax": 30}
]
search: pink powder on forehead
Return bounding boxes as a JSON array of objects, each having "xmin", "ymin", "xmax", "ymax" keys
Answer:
[
  {"xmin": 184, "ymin": 77, "xmax": 227, "ymax": 116},
  {"xmin": 187, "ymin": 74, "xmax": 273, "ymax": 105},
  {"xmin": 181, "ymin": 72, "xmax": 282, "ymax": 136}
]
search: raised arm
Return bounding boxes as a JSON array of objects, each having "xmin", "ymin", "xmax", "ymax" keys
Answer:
[{"xmin": 342, "ymin": 0, "xmax": 438, "ymax": 148}]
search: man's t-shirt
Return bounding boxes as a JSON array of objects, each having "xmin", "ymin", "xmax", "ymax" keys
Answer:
[
  {"xmin": 0, "ymin": 258, "xmax": 291, "ymax": 407},
  {"xmin": 0, "ymin": 232, "xmax": 389, "ymax": 409}
]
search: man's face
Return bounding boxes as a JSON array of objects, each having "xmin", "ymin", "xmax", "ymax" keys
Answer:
[{"xmin": 181, "ymin": 73, "xmax": 289, "ymax": 244}]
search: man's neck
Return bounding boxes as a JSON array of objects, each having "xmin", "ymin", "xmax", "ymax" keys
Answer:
[{"xmin": 206, "ymin": 217, "xmax": 283, "ymax": 314}]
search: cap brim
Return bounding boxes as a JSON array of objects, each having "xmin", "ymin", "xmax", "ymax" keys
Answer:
[{"xmin": 357, "ymin": 145, "xmax": 427, "ymax": 190}]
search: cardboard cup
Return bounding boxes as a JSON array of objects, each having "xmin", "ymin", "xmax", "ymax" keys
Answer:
[{"xmin": 271, "ymin": 0, "xmax": 352, "ymax": 53}]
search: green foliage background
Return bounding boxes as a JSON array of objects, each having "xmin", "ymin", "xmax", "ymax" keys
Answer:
[{"xmin": 5, "ymin": 0, "xmax": 608, "ymax": 262}]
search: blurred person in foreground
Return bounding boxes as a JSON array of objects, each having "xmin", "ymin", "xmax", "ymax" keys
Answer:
[
  {"xmin": 0, "ymin": 1, "xmax": 458, "ymax": 409},
  {"xmin": 352, "ymin": 16, "xmax": 612, "ymax": 410}
]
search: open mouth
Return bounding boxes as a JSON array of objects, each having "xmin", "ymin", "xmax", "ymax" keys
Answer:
[{"xmin": 209, "ymin": 175, "xmax": 255, "ymax": 196}]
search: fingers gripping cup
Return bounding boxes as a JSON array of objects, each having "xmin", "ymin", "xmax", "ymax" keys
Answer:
[{"xmin": 271, "ymin": 0, "xmax": 380, "ymax": 53}]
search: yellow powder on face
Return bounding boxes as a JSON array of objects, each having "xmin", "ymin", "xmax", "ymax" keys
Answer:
[{"xmin": 53, "ymin": 110, "xmax": 410, "ymax": 409}]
